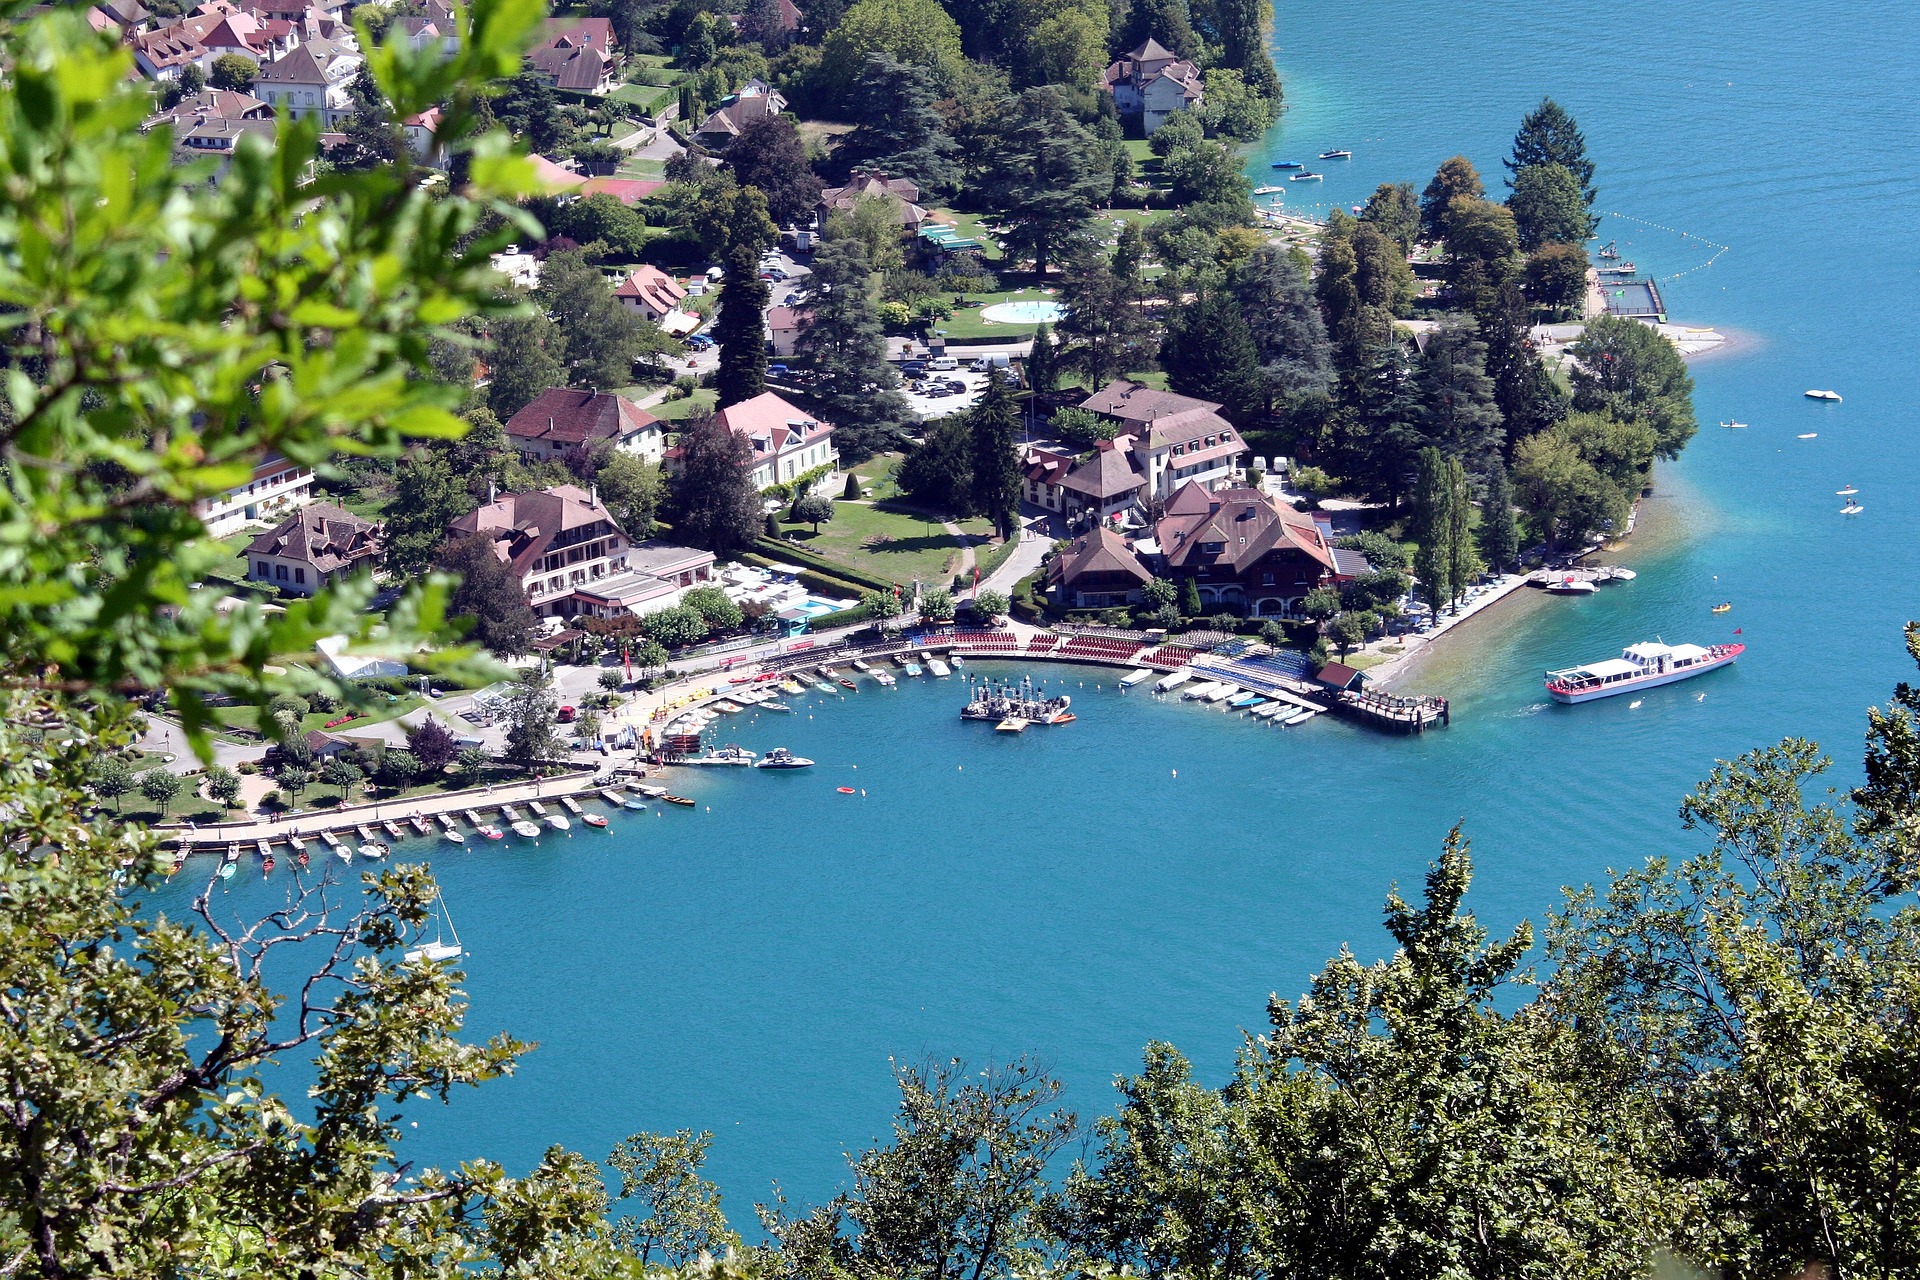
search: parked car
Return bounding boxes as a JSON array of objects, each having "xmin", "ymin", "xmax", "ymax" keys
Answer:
[
  {"xmin": 557, "ymin": 705, "xmax": 577, "ymax": 723},
  {"xmin": 766, "ymin": 268, "xmax": 788, "ymax": 281},
  {"xmin": 769, "ymin": 363, "xmax": 790, "ymax": 376},
  {"xmin": 901, "ymin": 360, "xmax": 927, "ymax": 375},
  {"xmin": 929, "ymin": 356, "xmax": 959, "ymax": 370},
  {"xmin": 686, "ymin": 334, "xmax": 714, "ymax": 351}
]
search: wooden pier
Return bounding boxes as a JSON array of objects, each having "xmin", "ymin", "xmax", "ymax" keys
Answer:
[{"xmin": 1331, "ymin": 687, "xmax": 1450, "ymax": 734}]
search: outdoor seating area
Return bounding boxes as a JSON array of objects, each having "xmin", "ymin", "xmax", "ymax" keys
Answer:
[
  {"xmin": 1140, "ymin": 643, "xmax": 1205, "ymax": 667},
  {"xmin": 1056, "ymin": 635, "xmax": 1149, "ymax": 662}
]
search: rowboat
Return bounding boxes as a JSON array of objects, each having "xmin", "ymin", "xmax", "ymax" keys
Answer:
[{"xmin": 663, "ymin": 795, "xmax": 696, "ymax": 807}]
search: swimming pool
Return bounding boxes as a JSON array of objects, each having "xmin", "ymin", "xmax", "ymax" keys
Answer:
[{"xmin": 979, "ymin": 300, "xmax": 1067, "ymax": 324}]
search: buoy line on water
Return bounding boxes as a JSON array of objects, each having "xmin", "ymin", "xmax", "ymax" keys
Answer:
[{"xmin": 1596, "ymin": 210, "xmax": 1731, "ymax": 281}]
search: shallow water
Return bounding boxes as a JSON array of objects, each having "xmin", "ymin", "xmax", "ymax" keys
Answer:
[{"xmin": 145, "ymin": 0, "xmax": 1920, "ymax": 1219}]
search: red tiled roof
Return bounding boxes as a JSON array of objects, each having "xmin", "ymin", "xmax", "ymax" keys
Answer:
[
  {"xmin": 243, "ymin": 501, "xmax": 380, "ymax": 574},
  {"xmin": 504, "ymin": 388, "xmax": 659, "ymax": 446},
  {"xmin": 1049, "ymin": 525, "xmax": 1152, "ymax": 589},
  {"xmin": 448, "ymin": 485, "xmax": 623, "ymax": 578},
  {"xmin": 1155, "ymin": 482, "xmax": 1335, "ymax": 575},
  {"xmin": 613, "ymin": 265, "xmax": 687, "ymax": 314},
  {"xmin": 713, "ymin": 391, "xmax": 833, "ymax": 456}
]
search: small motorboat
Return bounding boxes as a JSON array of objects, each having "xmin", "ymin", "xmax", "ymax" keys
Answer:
[
  {"xmin": 358, "ymin": 842, "xmax": 388, "ymax": 860},
  {"xmin": 622, "ymin": 798, "xmax": 648, "ymax": 811},
  {"xmin": 1719, "ymin": 419, "xmax": 1748, "ymax": 429},
  {"xmin": 873, "ymin": 671, "xmax": 896, "ymax": 686},
  {"xmin": 443, "ymin": 828, "xmax": 466, "ymax": 845},
  {"xmin": 1546, "ymin": 576, "xmax": 1597, "ymax": 595},
  {"xmin": 475, "ymin": 823, "xmax": 504, "ymax": 840},
  {"xmin": 261, "ymin": 855, "xmax": 275, "ymax": 874},
  {"xmin": 295, "ymin": 850, "xmax": 310, "ymax": 867},
  {"xmin": 836, "ymin": 786, "xmax": 857, "ymax": 794},
  {"xmin": 1712, "ymin": 603, "xmax": 1732, "ymax": 614},
  {"xmin": 409, "ymin": 815, "xmax": 432, "ymax": 836},
  {"xmin": 837, "ymin": 678, "xmax": 857, "ymax": 690},
  {"xmin": 663, "ymin": 795, "xmax": 696, "ymax": 807},
  {"xmin": 583, "ymin": 812, "xmax": 609, "ymax": 828},
  {"xmin": 950, "ymin": 654, "xmax": 964, "ymax": 667},
  {"xmin": 780, "ymin": 678, "xmax": 805, "ymax": 694},
  {"xmin": 1253, "ymin": 184, "xmax": 1284, "ymax": 195},
  {"xmin": 1798, "ymin": 432, "xmax": 1818, "ymax": 439},
  {"xmin": 762, "ymin": 701, "xmax": 793, "ymax": 712},
  {"xmin": 1271, "ymin": 160, "xmax": 1303, "ymax": 168},
  {"xmin": 811, "ymin": 679, "xmax": 836, "ymax": 692},
  {"xmin": 543, "ymin": 812, "xmax": 571, "ymax": 831},
  {"xmin": 753, "ymin": 747, "xmax": 815, "ymax": 769},
  {"xmin": 1805, "ymin": 389, "xmax": 1842, "ymax": 402},
  {"xmin": 218, "ymin": 861, "xmax": 236, "ymax": 879},
  {"xmin": 1318, "ymin": 148, "xmax": 1352, "ymax": 159},
  {"xmin": 903, "ymin": 661, "xmax": 923, "ymax": 676},
  {"xmin": 1598, "ymin": 240, "xmax": 1619, "ymax": 259},
  {"xmin": 510, "ymin": 820, "xmax": 542, "ymax": 838},
  {"xmin": 1289, "ymin": 171, "xmax": 1323, "ymax": 182},
  {"xmin": 1837, "ymin": 486, "xmax": 1859, "ymax": 495}
]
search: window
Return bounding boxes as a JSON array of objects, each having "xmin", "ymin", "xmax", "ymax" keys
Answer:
[
  {"xmin": 294, "ymin": 567, "xmax": 305, "ymax": 584},
  {"xmin": 275, "ymin": 564, "xmax": 287, "ymax": 580},
  {"xmin": 255, "ymin": 560, "xmax": 269, "ymax": 577}
]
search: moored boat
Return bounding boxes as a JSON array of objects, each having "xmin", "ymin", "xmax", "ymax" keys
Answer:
[
  {"xmin": 510, "ymin": 820, "xmax": 542, "ymax": 838},
  {"xmin": 1545, "ymin": 575, "xmax": 1597, "ymax": 595},
  {"xmin": 1318, "ymin": 148, "xmax": 1352, "ymax": 158},
  {"xmin": 1271, "ymin": 160, "xmax": 1303, "ymax": 168},
  {"xmin": 1544, "ymin": 640, "xmax": 1744, "ymax": 705},
  {"xmin": 1290, "ymin": 171, "xmax": 1323, "ymax": 181},
  {"xmin": 753, "ymin": 747, "xmax": 815, "ymax": 769},
  {"xmin": 684, "ymin": 744, "xmax": 756, "ymax": 766},
  {"xmin": 1805, "ymin": 389, "xmax": 1842, "ymax": 401},
  {"xmin": 663, "ymin": 794, "xmax": 696, "ymax": 806},
  {"xmin": 763, "ymin": 700, "xmax": 793, "ymax": 712},
  {"xmin": 583, "ymin": 812, "xmax": 609, "ymax": 827}
]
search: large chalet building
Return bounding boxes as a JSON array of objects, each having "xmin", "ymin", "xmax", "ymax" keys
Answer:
[
  {"xmin": 503, "ymin": 388, "xmax": 664, "ymax": 465},
  {"xmin": 446, "ymin": 484, "xmax": 713, "ymax": 621},
  {"xmin": 1050, "ymin": 482, "xmax": 1364, "ymax": 617},
  {"xmin": 664, "ymin": 391, "xmax": 836, "ymax": 491},
  {"xmin": 1043, "ymin": 381, "xmax": 1249, "ymax": 524},
  {"xmin": 1101, "ymin": 39, "xmax": 1204, "ymax": 135}
]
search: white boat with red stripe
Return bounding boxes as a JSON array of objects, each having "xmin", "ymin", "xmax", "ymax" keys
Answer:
[{"xmin": 1545, "ymin": 640, "xmax": 1744, "ymax": 705}]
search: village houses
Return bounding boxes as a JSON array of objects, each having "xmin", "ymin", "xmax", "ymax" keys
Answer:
[{"xmin": 502, "ymin": 388, "xmax": 665, "ymax": 466}]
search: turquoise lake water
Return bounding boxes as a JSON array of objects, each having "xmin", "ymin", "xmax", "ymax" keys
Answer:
[{"xmin": 145, "ymin": 0, "xmax": 1920, "ymax": 1220}]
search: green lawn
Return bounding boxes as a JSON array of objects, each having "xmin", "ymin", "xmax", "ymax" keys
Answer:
[
  {"xmin": 929, "ymin": 285, "xmax": 1061, "ymax": 340},
  {"xmin": 615, "ymin": 154, "xmax": 668, "ymax": 179},
  {"xmin": 210, "ymin": 693, "xmax": 426, "ymax": 738},
  {"xmin": 924, "ymin": 209, "xmax": 1005, "ymax": 262},
  {"xmin": 848, "ymin": 453, "xmax": 904, "ymax": 502},
  {"xmin": 772, "ymin": 500, "xmax": 979, "ymax": 586},
  {"xmin": 652, "ymin": 388, "xmax": 717, "ymax": 421}
]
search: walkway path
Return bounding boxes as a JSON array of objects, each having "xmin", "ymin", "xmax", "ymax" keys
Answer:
[{"xmin": 163, "ymin": 772, "xmax": 607, "ymax": 847}]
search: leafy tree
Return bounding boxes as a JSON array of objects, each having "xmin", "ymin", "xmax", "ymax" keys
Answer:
[
  {"xmin": 968, "ymin": 369, "xmax": 1022, "ymax": 538},
  {"xmin": 406, "ymin": 717, "xmax": 458, "ymax": 773},
  {"xmin": 607, "ymin": 1130, "xmax": 731, "ymax": 1268},
  {"xmin": 714, "ymin": 242, "xmax": 771, "ymax": 406},
  {"xmin": 726, "ymin": 117, "xmax": 824, "ymax": 226},
  {"xmin": 1179, "ymin": 576, "xmax": 1203, "ymax": 616},
  {"xmin": 538, "ymin": 247, "xmax": 656, "ymax": 390},
  {"xmin": 1507, "ymin": 161, "xmax": 1590, "ymax": 250},
  {"xmin": 989, "ymin": 87, "xmax": 1108, "ymax": 276},
  {"xmin": 1477, "ymin": 458, "xmax": 1521, "ymax": 573},
  {"xmin": 1336, "ymin": 529, "xmax": 1412, "ymax": 571},
  {"xmin": 792, "ymin": 492, "xmax": 836, "ymax": 531},
  {"xmin": 844, "ymin": 54, "xmax": 960, "ymax": 195},
  {"xmin": 544, "ymin": 191, "xmax": 649, "ymax": 259},
  {"xmin": 1443, "ymin": 453, "xmax": 1480, "ymax": 606},
  {"xmin": 1196, "ymin": 67, "xmax": 1277, "ymax": 140},
  {"xmin": 1159, "ymin": 136, "xmax": 1251, "ymax": 208},
  {"xmin": 1231, "ymin": 245, "xmax": 1332, "ymax": 412},
  {"xmin": 272, "ymin": 763, "xmax": 309, "ymax": 803},
  {"xmin": 319, "ymin": 755, "xmax": 364, "ymax": 801},
  {"xmin": 1341, "ymin": 568, "xmax": 1409, "ymax": 613},
  {"xmin": 495, "ymin": 66, "xmax": 564, "ymax": 153},
  {"xmin": 682, "ymin": 585, "xmax": 746, "ymax": 631},
  {"xmin": 863, "ymin": 587, "xmax": 904, "ymax": 619},
  {"xmin": 159, "ymin": 60, "xmax": 205, "ymax": 107},
  {"xmin": 504, "ymin": 670, "xmax": 562, "ymax": 770},
  {"xmin": 438, "ymin": 531, "xmax": 539, "ymax": 658},
  {"xmin": 1019, "ymin": 1, "xmax": 1110, "ymax": 93},
  {"xmin": 1050, "ymin": 406, "xmax": 1118, "ymax": 450},
  {"xmin": 1114, "ymin": 0, "xmax": 1197, "ymax": 59},
  {"xmin": 1568, "ymin": 314, "xmax": 1697, "ymax": 459},
  {"xmin": 1415, "ymin": 316, "xmax": 1503, "ymax": 475},
  {"xmin": 973, "ymin": 588, "xmax": 1010, "ymax": 619},
  {"xmin": 643, "ymin": 605, "xmax": 710, "ymax": 649},
  {"xmin": 454, "ymin": 745, "xmax": 490, "ymax": 782},
  {"xmin": 487, "ymin": 310, "xmax": 569, "ymax": 419},
  {"xmin": 1161, "ymin": 290, "xmax": 1263, "ymax": 423},
  {"xmin": 90, "ymin": 756, "xmax": 135, "ymax": 810},
  {"xmin": 1327, "ymin": 609, "xmax": 1370, "ymax": 656},
  {"xmin": 795, "ymin": 238, "xmax": 910, "ymax": 459},
  {"xmin": 1359, "ymin": 180, "xmax": 1421, "ymax": 254},
  {"xmin": 1511, "ymin": 425, "xmax": 1629, "ymax": 547},
  {"xmin": 1508, "ymin": 96, "xmax": 1597, "ymax": 215},
  {"xmin": 1141, "ymin": 576, "xmax": 1177, "ymax": 610},
  {"xmin": 203, "ymin": 764, "xmax": 242, "ymax": 809},
  {"xmin": 596, "ymin": 450, "xmax": 665, "ymax": 537},
  {"xmin": 1204, "ymin": 0, "xmax": 1280, "ymax": 98},
  {"xmin": 1441, "ymin": 196, "xmax": 1521, "ymax": 314},
  {"xmin": 919, "ymin": 587, "xmax": 956, "ymax": 621},
  {"xmin": 822, "ymin": 193, "xmax": 906, "ymax": 276},
  {"xmin": 598, "ymin": 669, "xmax": 625, "ymax": 694},
  {"xmin": 817, "ymin": 0, "xmax": 964, "ymax": 102},
  {"xmin": 1148, "ymin": 107, "xmax": 1203, "ymax": 160},
  {"xmin": 671, "ymin": 415, "xmax": 766, "ymax": 553},
  {"xmin": 209, "ymin": 52, "xmax": 257, "ymax": 92},
  {"xmin": 375, "ymin": 748, "xmax": 423, "ymax": 791},
  {"xmin": 897, "ymin": 420, "xmax": 974, "ymax": 512},
  {"xmin": 1293, "ymin": 584, "xmax": 1338, "ymax": 624},
  {"xmin": 1419, "ymin": 154, "xmax": 1484, "ymax": 241},
  {"xmin": 1524, "ymin": 242, "xmax": 1591, "ymax": 315},
  {"xmin": 1482, "ymin": 281, "xmax": 1567, "ymax": 454},
  {"xmin": 384, "ymin": 449, "xmax": 475, "ymax": 578}
]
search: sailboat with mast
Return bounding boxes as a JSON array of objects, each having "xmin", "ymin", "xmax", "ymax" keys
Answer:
[{"xmin": 405, "ymin": 890, "xmax": 464, "ymax": 964}]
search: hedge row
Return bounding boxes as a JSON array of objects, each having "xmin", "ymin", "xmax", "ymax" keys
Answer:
[
  {"xmin": 748, "ymin": 539, "xmax": 897, "ymax": 593},
  {"xmin": 805, "ymin": 604, "xmax": 873, "ymax": 631}
]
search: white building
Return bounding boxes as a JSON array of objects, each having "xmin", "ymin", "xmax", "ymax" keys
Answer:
[
  {"xmin": 668, "ymin": 391, "xmax": 836, "ymax": 490},
  {"xmin": 193, "ymin": 453, "xmax": 314, "ymax": 537},
  {"xmin": 1101, "ymin": 38, "xmax": 1204, "ymax": 135},
  {"xmin": 251, "ymin": 35, "xmax": 360, "ymax": 126}
]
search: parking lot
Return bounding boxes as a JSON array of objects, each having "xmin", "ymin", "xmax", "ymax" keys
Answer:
[{"xmin": 900, "ymin": 366, "xmax": 997, "ymax": 420}]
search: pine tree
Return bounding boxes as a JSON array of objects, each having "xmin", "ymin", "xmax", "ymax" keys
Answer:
[
  {"xmin": 1416, "ymin": 317, "xmax": 1503, "ymax": 476},
  {"xmin": 988, "ymin": 87, "xmax": 1107, "ymax": 277},
  {"xmin": 845, "ymin": 55, "xmax": 961, "ymax": 196},
  {"xmin": 795, "ymin": 239, "xmax": 910, "ymax": 461},
  {"xmin": 1483, "ymin": 282, "xmax": 1567, "ymax": 457},
  {"xmin": 1410, "ymin": 446, "xmax": 1454, "ymax": 612},
  {"xmin": 1507, "ymin": 97, "xmax": 1597, "ymax": 212},
  {"xmin": 671, "ymin": 415, "xmax": 764, "ymax": 554},
  {"xmin": 1025, "ymin": 324, "xmax": 1058, "ymax": 394},
  {"xmin": 1478, "ymin": 458, "xmax": 1521, "ymax": 573},
  {"xmin": 968, "ymin": 369, "xmax": 1021, "ymax": 538},
  {"xmin": 383, "ymin": 450, "xmax": 472, "ymax": 578},
  {"xmin": 1231, "ymin": 245, "xmax": 1333, "ymax": 415},
  {"xmin": 1161, "ymin": 291, "xmax": 1263, "ymax": 424},
  {"xmin": 485, "ymin": 312, "xmax": 567, "ymax": 420},
  {"xmin": 713, "ymin": 243, "xmax": 769, "ymax": 407}
]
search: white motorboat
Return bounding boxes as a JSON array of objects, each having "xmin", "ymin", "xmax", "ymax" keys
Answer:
[
  {"xmin": 1545, "ymin": 640, "xmax": 1745, "ymax": 704},
  {"xmin": 510, "ymin": 820, "xmax": 542, "ymax": 839},
  {"xmin": 1545, "ymin": 576, "xmax": 1597, "ymax": 595},
  {"xmin": 1156, "ymin": 668, "xmax": 1193, "ymax": 693},
  {"xmin": 543, "ymin": 812, "xmax": 571, "ymax": 831},
  {"xmin": 1119, "ymin": 668, "xmax": 1154, "ymax": 688},
  {"xmin": 753, "ymin": 747, "xmax": 815, "ymax": 769},
  {"xmin": 1805, "ymin": 389, "xmax": 1842, "ymax": 402},
  {"xmin": 684, "ymin": 745, "xmax": 756, "ymax": 766},
  {"xmin": 928, "ymin": 658, "xmax": 952, "ymax": 677}
]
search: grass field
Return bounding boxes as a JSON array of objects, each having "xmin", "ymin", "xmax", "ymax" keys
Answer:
[
  {"xmin": 209, "ymin": 693, "xmax": 426, "ymax": 739},
  {"xmin": 929, "ymin": 285, "xmax": 1061, "ymax": 340},
  {"xmin": 771, "ymin": 500, "xmax": 980, "ymax": 586},
  {"xmin": 847, "ymin": 453, "xmax": 904, "ymax": 502},
  {"xmin": 650, "ymin": 388, "xmax": 716, "ymax": 421}
]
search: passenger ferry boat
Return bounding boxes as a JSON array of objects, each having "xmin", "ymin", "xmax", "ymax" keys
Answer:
[{"xmin": 1544, "ymin": 640, "xmax": 1744, "ymax": 704}]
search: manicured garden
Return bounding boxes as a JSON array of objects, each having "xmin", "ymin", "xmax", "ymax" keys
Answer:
[{"xmin": 769, "ymin": 498, "xmax": 988, "ymax": 587}]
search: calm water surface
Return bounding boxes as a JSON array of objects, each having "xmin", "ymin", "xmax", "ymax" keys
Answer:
[{"xmin": 149, "ymin": 0, "xmax": 1920, "ymax": 1219}]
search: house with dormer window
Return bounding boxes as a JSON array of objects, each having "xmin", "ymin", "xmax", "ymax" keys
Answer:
[
  {"xmin": 1101, "ymin": 38, "xmax": 1204, "ymax": 135},
  {"xmin": 666, "ymin": 391, "xmax": 836, "ymax": 491}
]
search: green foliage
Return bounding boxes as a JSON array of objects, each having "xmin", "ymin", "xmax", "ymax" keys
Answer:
[
  {"xmin": 539, "ymin": 247, "xmax": 666, "ymax": 390},
  {"xmin": 643, "ymin": 605, "xmax": 710, "ymax": 649},
  {"xmin": 203, "ymin": 764, "xmax": 242, "ymax": 808},
  {"xmin": 486, "ymin": 310, "xmax": 569, "ymax": 420},
  {"xmin": 209, "ymin": 51, "xmax": 257, "ymax": 92},
  {"xmin": 1477, "ymin": 458, "xmax": 1522, "ymax": 573},
  {"xmin": 319, "ymin": 755, "xmax": 363, "ymax": 799},
  {"xmin": 988, "ymin": 87, "xmax": 1110, "ymax": 276},
  {"xmin": 607, "ymin": 1130, "xmax": 732, "ymax": 1268},
  {"xmin": 845, "ymin": 54, "xmax": 961, "ymax": 195},
  {"xmin": 1179, "ymin": 576, "xmax": 1203, "ymax": 616},
  {"xmin": 715, "ymin": 243, "xmax": 771, "ymax": 406},
  {"xmin": 818, "ymin": 0, "xmax": 965, "ymax": 103},
  {"xmin": 1141, "ymin": 576, "xmax": 1177, "ymax": 610},
  {"xmin": 1326, "ymin": 609, "xmax": 1371, "ymax": 655},
  {"xmin": 503, "ymin": 669, "xmax": 561, "ymax": 768},
  {"xmin": 897, "ymin": 420, "xmax": 974, "ymax": 513},
  {"xmin": 968, "ymin": 369, "xmax": 1022, "ymax": 538},
  {"xmin": 843, "ymin": 471, "xmax": 863, "ymax": 500},
  {"xmin": 1161, "ymin": 289, "xmax": 1263, "ymax": 423},
  {"xmin": 1442, "ymin": 196, "xmax": 1521, "ymax": 314},
  {"xmin": 543, "ymin": 190, "xmax": 649, "ymax": 259},
  {"xmin": 385, "ymin": 448, "xmax": 476, "ymax": 578},
  {"xmin": 1419, "ymin": 154, "xmax": 1484, "ymax": 242},
  {"xmin": 1335, "ymin": 529, "xmax": 1412, "ymax": 571},
  {"xmin": 439, "ymin": 531, "xmax": 538, "ymax": 658},
  {"xmin": 862, "ymin": 587, "xmax": 904, "ymax": 619},
  {"xmin": 89, "ymin": 755, "xmax": 135, "ymax": 810},
  {"xmin": 795, "ymin": 239, "xmax": 910, "ymax": 460},
  {"xmin": 1359, "ymin": 181, "xmax": 1421, "ymax": 254},
  {"xmin": 1299, "ymin": 585, "xmax": 1341, "ymax": 622},
  {"xmin": 919, "ymin": 587, "xmax": 956, "ymax": 621},
  {"xmin": 1508, "ymin": 96, "xmax": 1597, "ymax": 215},
  {"xmin": 973, "ymin": 588, "xmax": 1009, "ymax": 619},
  {"xmin": 724, "ymin": 116, "xmax": 824, "ymax": 226},
  {"xmin": 1197, "ymin": 67, "xmax": 1278, "ymax": 140},
  {"xmin": 138, "ymin": 766, "xmax": 183, "ymax": 813},
  {"xmin": 1025, "ymin": 322, "xmax": 1059, "ymax": 393},
  {"xmin": 679, "ymin": 585, "xmax": 743, "ymax": 633},
  {"xmin": 793, "ymin": 492, "xmax": 836, "ymax": 530},
  {"xmin": 597, "ymin": 450, "xmax": 665, "ymax": 538},
  {"xmin": 1569, "ymin": 314, "xmax": 1698, "ymax": 460},
  {"xmin": 1049, "ymin": 406, "xmax": 1116, "ymax": 450},
  {"xmin": 672, "ymin": 416, "xmax": 766, "ymax": 554},
  {"xmin": 1524, "ymin": 242, "xmax": 1591, "ymax": 316},
  {"xmin": 1507, "ymin": 161, "xmax": 1590, "ymax": 250}
]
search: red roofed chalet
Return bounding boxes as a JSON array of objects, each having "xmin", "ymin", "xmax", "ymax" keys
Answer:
[
  {"xmin": 503, "ymin": 388, "xmax": 663, "ymax": 464},
  {"xmin": 613, "ymin": 265, "xmax": 687, "ymax": 323},
  {"xmin": 665, "ymin": 391, "xmax": 836, "ymax": 491}
]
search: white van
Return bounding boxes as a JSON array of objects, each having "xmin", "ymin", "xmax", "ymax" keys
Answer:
[{"xmin": 928, "ymin": 356, "xmax": 959, "ymax": 371}]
